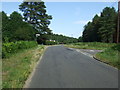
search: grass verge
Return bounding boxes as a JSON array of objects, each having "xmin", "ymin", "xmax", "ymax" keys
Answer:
[
  {"xmin": 65, "ymin": 42, "xmax": 116, "ymax": 50},
  {"xmin": 65, "ymin": 42, "xmax": 119, "ymax": 69},
  {"xmin": 95, "ymin": 44, "xmax": 120, "ymax": 69},
  {"xmin": 2, "ymin": 45, "xmax": 45, "ymax": 88}
]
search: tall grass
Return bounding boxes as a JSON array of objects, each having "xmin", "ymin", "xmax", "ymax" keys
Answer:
[
  {"xmin": 2, "ymin": 45, "xmax": 45, "ymax": 88},
  {"xmin": 95, "ymin": 44, "xmax": 120, "ymax": 69},
  {"xmin": 66, "ymin": 42, "xmax": 116, "ymax": 50}
]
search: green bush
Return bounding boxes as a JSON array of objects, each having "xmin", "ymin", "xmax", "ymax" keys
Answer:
[
  {"xmin": 45, "ymin": 40, "xmax": 58, "ymax": 45},
  {"xmin": 2, "ymin": 41, "xmax": 38, "ymax": 58}
]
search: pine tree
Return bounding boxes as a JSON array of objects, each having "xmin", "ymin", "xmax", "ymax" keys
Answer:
[
  {"xmin": 91, "ymin": 14, "xmax": 101, "ymax": 42},
  {"xmin": 82, "ymin": 22, "xmax": 93, "ymax": 42},
  {"xmin": 82, "ymin": 7, "xmax": 117, "ymax": 43},
  {"xmin": 19, "ymin": 1, "xmax": 52, "ymax": 34},
  {"xmin": 9, "ymin": 11, "xmax": 25, "ymax": 41},
  {"xmin": 2, "ymin": 11, "xmax": 10, "ymax": 42},
  {"xmin": 98, "ymin": 7, "xmax": 117, "ymax": 43}
]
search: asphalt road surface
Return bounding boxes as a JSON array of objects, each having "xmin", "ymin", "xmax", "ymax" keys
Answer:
[{"xmin": 26, "ymin": 46, "xmax": 118, "ymax": 88}]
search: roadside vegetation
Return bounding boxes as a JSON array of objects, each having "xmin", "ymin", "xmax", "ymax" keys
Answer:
[
  {"xmin": 65, "ymin": 42, "xmax": 116, "ymax": 50},
  {"xmin": 2, "ymin": 41, "xmax": 37, "ymax": 58},
  {"xmin": 95, "ymin": 44, "xmax": 120, "ymax": 69},
  {"xmin": 2, "ymin": 45, "xmax": 45, "ymax": 88}
]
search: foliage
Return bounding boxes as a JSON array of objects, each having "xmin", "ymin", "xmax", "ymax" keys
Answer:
[
  {"xmin": 45, "ymin": 40, "xmax": 58, "ymax": 45},
  {"xmin": 82, "ymin": 7, "xmax": 118, "ymax": 43},
  {"xmin": 46, "ymin": 33, "xmax": 78, "ymax": 44},
  {"xmin": 78, "ymin": 36, "xmax": 83, "ymax": 42},
  {"xmin": 36, "ymin": 33, "xmax": 78, "ymax": 45},
  {"xmin": 19, "ymin": 1, "xmax": 52, "ymax": 34},
  {"xmin": 36, "ymin": 34, "xmax": 48, "ymax": 44},
  {"xmin": 2, "ymin": 41, "xmax": 38, "ymax": 58},
  {"xmin": 111, "ymin": 44, "xmax": 120, "ymax": 51},
  {"xmin": 2, "ymin": 11, "xmax": 10, "ymax": 42},
  {"xmin": 2, "ymin": 11, "xmax": 36, "ymax": 42},
  {"xmin": 2, "ymin": 1, "xmax": 53, "ymax": 42},
  {"xmin": 14, "ymin": 22, "xmax": 36, "ymax": 41},
  {"xmin": 98, "ymin": 7, "xmax": 117, "ymax": 43}
]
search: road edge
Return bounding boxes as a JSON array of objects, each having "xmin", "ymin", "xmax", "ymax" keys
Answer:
[
  {"xmin": 23, "ymin": 46, "xmax": 48, "ymax": 88},
  {"xmin": 67, "ymin": 47, "xmax": 118, "ymax": 70},
  {"xmin": 93, "ymin": 55, "xmax": 118, "ymax": 70}
]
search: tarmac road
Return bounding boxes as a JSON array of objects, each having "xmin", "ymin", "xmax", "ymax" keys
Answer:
[{"xmin": 26, "ymin": 45, "xmax": 118, "ymax": 88}]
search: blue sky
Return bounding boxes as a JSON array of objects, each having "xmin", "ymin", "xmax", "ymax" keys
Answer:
[{"xmin": 2, "ymin": 2, "xmax": 118, "ymax": 38}]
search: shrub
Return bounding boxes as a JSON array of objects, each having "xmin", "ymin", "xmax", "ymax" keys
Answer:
[
  {"xmin": 2, "ymin": 41, "xmax": 37, "ymax": 58},
  {"xmin": 45, "ymin": 40, "xmax": 58, "ymax": 45}
]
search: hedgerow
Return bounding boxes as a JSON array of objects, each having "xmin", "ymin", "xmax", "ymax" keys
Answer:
[
  {"xmin": 2, "ymin": 41, "xmax": 38, "ymax": 58},
  {"xmin": 45, "ymin": 40, "xmax": 58, "ymax": 45}
]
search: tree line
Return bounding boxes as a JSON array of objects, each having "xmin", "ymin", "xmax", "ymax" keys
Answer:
[
  {"xmin": 82, "ymin": 7, "xmax": 119, "ymax": 43},
  {"xmin": 2, "ymin": 1, "xmax": 52, "ymax": 43},
  {"xmin": 2, "ymin": 1, "xmax": 78, "ymax": 44},
  {"xmin": 36, "ymin": 33, "xmax": 78, "ymax": 44},
  {"xmin": 2, "ymin": 11, "xmax": 36, "ymax": 42}
]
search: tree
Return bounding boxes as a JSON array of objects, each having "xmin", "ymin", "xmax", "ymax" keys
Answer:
[
  {"xmin": 19, "ymin": 1, "xmax": 52, "ymax": 35},
  {"xmin": 82, "ymin": 22, "xmax": 93, "ymax": 42},
  {"xmin": 78, "ymin": 36, "xmax": 82, "ymax": 42},
  {"xmin": 82, "ymin": 7, "xmax": 117, "ymax": 43},
  {"xmin": 8, "ymin": 11, "xmax": 24, "ymax": 41},
  {"xmin": 98, "ymin": 7, "xmax": 117, "ymax": 43},
  {"xmin": 91, "ymin": 15, "xmax": 101, "ymax": 42},
  {"xmin": 82, "ymin": 15, "xmax": 101, "ymax": 42},
  {"xmin": 2, "ymin": 11, "xmax": 10, "ymax": 42},
  {"xmin": 14, "ymin": 22, "xmax": 36, "ymax": 41},
  {"xmin": 2, "ymin": 11, "xmax": 36, "ymax": 42}
]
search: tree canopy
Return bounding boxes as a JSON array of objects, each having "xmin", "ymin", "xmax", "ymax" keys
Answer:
[
  {"xmin": 19, "ymin": 1, "xmax": 52, "ymax": 34},
  {"xmin": 82, "ymin": 7, "xmax": 118, "ymax": 43},
  {"xmin": 2, "ymin": 11, "xmax": 36, "ymax": 42}
]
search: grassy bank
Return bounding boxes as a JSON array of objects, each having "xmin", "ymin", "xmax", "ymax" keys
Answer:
[
  {"xmin": 65, "ymin": 42, "xmax": 119, "ymax": 69},
  {"xmin": 95, "ymin": 44, "xmax": 120, "ymax": 69},
  {"xmin": 65, "ymin": 42, "xmax": 116, "ymax": 50},
  {"xmin": 2, "ymin": 45, "xmax": 45, "ymax": 88}
]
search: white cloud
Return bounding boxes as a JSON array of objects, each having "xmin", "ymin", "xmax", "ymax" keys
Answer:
[{"xmin": 74, "ymin": 20, "xmax": 92, "ymax": 25}]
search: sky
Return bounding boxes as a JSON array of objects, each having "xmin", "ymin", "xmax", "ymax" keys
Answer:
[{"xmin": 1, "ymin": 2, "xmax": 118, "ymax": 38}]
